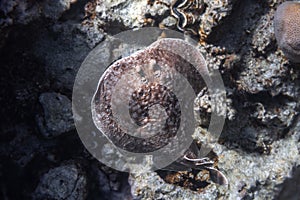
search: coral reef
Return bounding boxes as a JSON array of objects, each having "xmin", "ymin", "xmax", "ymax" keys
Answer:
[
  {"xmin": 0, "ymin": 0, "xmax": 300, "ymax": 199},
  {"xmin": 0, "ymin": 0, "xmax": 77, "ymax": 28}
]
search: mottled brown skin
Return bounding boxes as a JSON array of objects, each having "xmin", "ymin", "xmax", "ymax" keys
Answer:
[
  {"xmin": 92, "ymin": 40, "xmax": 203, "ymax": 153},
  {"xmin": 274, "ymin": 1, "xmax": 300, "ymax": 63}
]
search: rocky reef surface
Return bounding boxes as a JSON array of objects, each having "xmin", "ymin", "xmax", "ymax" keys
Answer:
[{"xmin": 0, "ymin": 0, "xmax": 299, "ymax": 199}]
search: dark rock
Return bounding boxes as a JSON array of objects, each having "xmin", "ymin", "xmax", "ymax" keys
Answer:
[
  {"xmin": 33, "ymin": 163, "xmax": 87, "ymax": 200},
  {"xmin": 36, "ymin": 92, "xmax": 74, "ymax": 138}
]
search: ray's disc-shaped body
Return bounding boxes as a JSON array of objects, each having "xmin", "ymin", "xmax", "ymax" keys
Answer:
[
  {"xmin": 91, "ymin": 38, "xmax": 208, "ymax": 154},
  {"xmin": 90, "ymin": 37, "xmax": 228, "ymax": 185}
]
